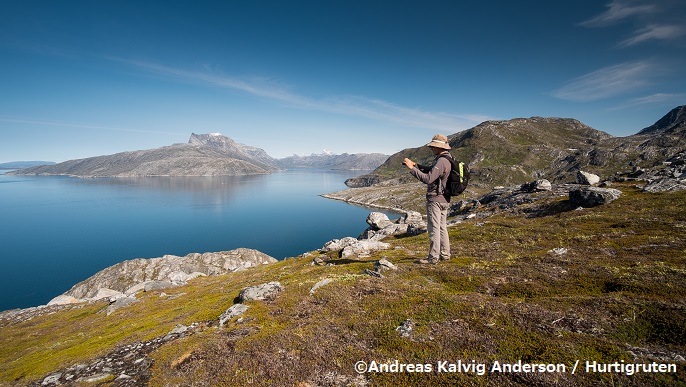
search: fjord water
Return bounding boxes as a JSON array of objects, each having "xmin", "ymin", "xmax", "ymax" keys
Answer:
[{"xmin": 0, "ymin": 170, "xmax": 401, "ymax": 311}]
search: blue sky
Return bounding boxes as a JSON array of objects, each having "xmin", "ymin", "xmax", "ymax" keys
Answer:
[{"xmin": 1, "ymin": 0, "xmax": 685, "ymax": 162}]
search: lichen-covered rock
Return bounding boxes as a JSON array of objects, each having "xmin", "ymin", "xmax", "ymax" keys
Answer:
[
  {"xmin": 238, "ymin": 282, "xmax": 284, "ymax": 302},
  {"xmin": 219, "ymin": 304, "xmax": 250, "ymax": 326}
]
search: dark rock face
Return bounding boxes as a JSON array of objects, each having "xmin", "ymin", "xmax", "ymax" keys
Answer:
[{"xmin": 638, "ymin": 105, "xmax": 686, "ymax": 135}]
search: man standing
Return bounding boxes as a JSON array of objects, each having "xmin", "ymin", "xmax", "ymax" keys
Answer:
[{"xmin": 403, "ymin": 134, "xmax": 452, "ymax": 264}]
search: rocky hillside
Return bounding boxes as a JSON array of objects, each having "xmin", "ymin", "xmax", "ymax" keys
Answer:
[
  {"xmin": 8, "ymin": 133, "xmax": 281, "ymax": 178},
  {"xmin": 188, "ymin": 133, "xmax": 281, "ymax": 171},
  {"xmin": 278, "ymin": 152, "xmax": 389, "ymax": 170},
  {"xmin": 1, "ymin": 107, "xmax": 684, "ymax": 386},
  {"xmin": 1, "ymin": 178, "xmax": 684, "ymax": 386},
  {"xmin": 51, "ymin": 248, "xmax": 277, "ymax": 302},
  {"xmin": 0, "ymin": 161, "xmax": 55, "ymax": 169},
  {"xmin": 346, "ymin": 106, "xmax": 686, "ymax": 188}
]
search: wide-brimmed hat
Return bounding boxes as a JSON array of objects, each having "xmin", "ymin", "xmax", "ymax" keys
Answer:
[{"xmin": 426, "ymin": 134, "xmax": 451, "ymax": 150}]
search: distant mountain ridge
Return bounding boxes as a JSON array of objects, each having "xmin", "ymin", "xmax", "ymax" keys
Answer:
[
  {"xmin": 8, "ymin": 133, "xmax": 390, "ymax": 177},
  {"xmin": 9, "ymin": 134, "xmax": 280, "ymax": 178},
  {"xmin": 0, "ymin": 161, "xmax": 55, "ymax": 169},
  {"xmin": 346, "ymin": 106, "xmax": 686, "ymax": 188},
  {"xmin": 188, "ymin": 133, "xmax": 281, "ymax": 171},
  {"xmin": 279, "ymin": 152, "xmax": 389, "ymax": 170}
]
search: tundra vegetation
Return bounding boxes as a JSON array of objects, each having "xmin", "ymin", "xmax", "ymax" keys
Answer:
[{"xmin": 1, "ymin": 183, "xmax": 684, "ymax": 386}]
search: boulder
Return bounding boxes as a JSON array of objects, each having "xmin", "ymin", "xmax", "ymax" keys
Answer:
[
  {"xmin": 360, "ymin": 223, "xmax": 409, "ymax": 241},
  {"xmin": 322, "ymin": 237, "xmax": 358, "ymax": 252},
  {"xmin": 359, "ymin": 211, "xmax": 425, "ymax": 241},
  {"xmin": 401, "ymin": 211, "xmax": 423, "ymax": 225},
  {"xmin": 374, "ymin": 257, "xmax": 398, "ymax": 273},
  {"xmin": 396, "ymin": 319, "xmax": 415, "ymax": 338},
  {"xmin": 366, "ymin": 212, "xmax": 393, "ymax": 230},
  {"xmin": 341, "ymin": 240, "xmax": 391, "ymax": 258},
  {"xmin": 576, "ymin": 171, "xmax": 600, "ymax": 185},
  {"xmin": 106, "ymin": 296, "xmax": 139, "ymax": 316},
  {"xmin": 238, "ymin": 281, "xmax": 284, "ymax": 302},
  {"xmin": 569, "ymin": 187, "xmax": 622, "ymax": 207},
  {"xmin": 309, "ymin": 278, "xmax": 333, "ymax": 295},
  {"xmin": 520, "ymin": 179, "xmax": 552, "ymax": 193},
  {"xmin": 219, "ymin": 304, "xmax": 249, "ymax": 326}
]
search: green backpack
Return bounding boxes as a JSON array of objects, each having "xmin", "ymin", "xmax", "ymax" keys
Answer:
[{"xmin": 439, "ymin": 154, "xmax": 469, "ymax": 198}]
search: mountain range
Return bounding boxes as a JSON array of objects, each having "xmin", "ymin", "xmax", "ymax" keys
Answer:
[
  {"xmin": 7, "ymin": 105, "xmax": 685, "ymax": 182},
  {"xmin": 0, "ymin": 161, "xmax": 55, "ymax": 169},
  {"xmin": 2, "ymin": 106, "xmax": 685, "ymax": 386},
  {"xmin": 8, "ymin": 133, "xmax": 390, "ymax": 178},
  {"xmin": 345, "ymin": 105, "xmax": 686, "ymax": 188},
  {"xmin": 279, "ymin": 152, "xmax": 389, "ymax": 170}
]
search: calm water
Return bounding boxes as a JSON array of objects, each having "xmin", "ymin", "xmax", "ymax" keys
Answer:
[{"xmin": 0, "ymin": 170, "xmax": 400, "ymax": 311}]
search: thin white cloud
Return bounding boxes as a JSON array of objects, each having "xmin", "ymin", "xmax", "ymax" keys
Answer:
[
  {"xmin": 608, "ymin": 93, "xmax": 686, "ymax": 109},
  {"xmin": 552, "ymin": 61, "xmax": 655, "ymax": 102},
  {"xmin": 580, "ymin": 0, "xmax": 685, "ymax": 47},
  {"xmin": 618, "ymin": 24, "xmax": 686, "ymax": 46},
  {"xmin": 580, "ymin": 0, "xmax": 656, "ymax": 27},
  {"xmin": 0, "ymin": 116, "xmax": 183, "ymax": 135},
  {"xmin": 115, "ymin": 59, "xmax": 488, "ymax": 132}
]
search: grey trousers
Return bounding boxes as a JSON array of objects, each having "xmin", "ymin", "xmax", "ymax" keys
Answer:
[{"xmin": 426, "ymin": 201, "xmax": 450, "ymax": 260}]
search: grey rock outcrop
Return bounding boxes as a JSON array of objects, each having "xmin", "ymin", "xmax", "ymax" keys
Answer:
[
  {"xmin": 576, "ymin": 171, "xmax": 600, "ymax": 185},
  {"xmin": 359, "ymin": 211, "xmax": 425, "ymax": 241},
  {"xmin": 569, "ymin": 187, "xmax": 622, "ymax": 207},
  {"xmin": 319, "ymin": 211, "xmax": 425, "ymax": 261},
  {"xmin": 219, "ymin": 282, "xmax": 284, "ymax": 326},
  {"xmin": 309, "ymin": 278, "xmax": 334, "ymax": 295},
  {"xmin": 396, "ymin": 318, "xmax": 415, "ymax": 338},
  {"xmin": 59, "ymin": 248, "xmax": 277, "ymax": 301},
  {"xmin": 640, "ymin": 151, "xmax": 686, "ymax": 192},
  {"xmin": 106, "ymin": 296, "xmax": 139, "ymax": 316},
  {"xmin": 219, "ymin": 304, "xmax": 250, "ymax": 326},
  {"xmin": 520, "ymin": 179, "xmax": 552, "ymax": 192},
  {"xmin": 322, "ymin": 237, "xmax": 391, "ymax": 258},
  {"xmin": 366, "ymin": 212, "xmax": 394, "ymax": 230},
  {"xmin": 237, "ymin": 281, "xmax": 284, "ymax": 302},
  {"xmin": 374, "ymin": 257, "xmax": 398, "ymax": 273}
]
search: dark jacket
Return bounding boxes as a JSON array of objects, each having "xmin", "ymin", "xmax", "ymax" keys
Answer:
[{"xmin": 410, "ymin": 151, "xmax": 452, "ymax": 203}]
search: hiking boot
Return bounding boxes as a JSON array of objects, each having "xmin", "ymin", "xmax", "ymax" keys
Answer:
[{"xmin": 415, "ymin": 258, "xmax": 439, "ymax": 265}]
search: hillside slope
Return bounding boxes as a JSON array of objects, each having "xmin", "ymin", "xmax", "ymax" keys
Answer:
[
  {"xmin": 347, "ymin": 106, "xmax": 686, "ymax": 189},
  {"xmin": 1, "ymin": 183, "xmax": 684, "ymax": 386}
]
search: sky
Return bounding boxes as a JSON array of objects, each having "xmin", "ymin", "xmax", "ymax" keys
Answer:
[{"xmin": 1, "ymin": 0, "xmax": 685, "ymax": 163}]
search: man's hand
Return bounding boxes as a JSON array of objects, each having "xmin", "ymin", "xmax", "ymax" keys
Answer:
[{"xmin": 403, "ymin": 158, "xmax": 416, "ymax": 169}]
